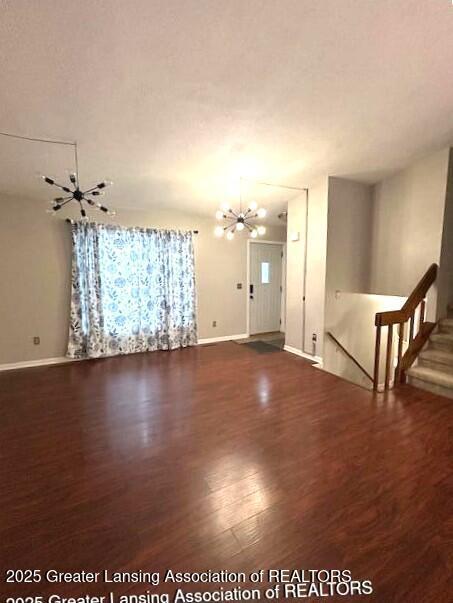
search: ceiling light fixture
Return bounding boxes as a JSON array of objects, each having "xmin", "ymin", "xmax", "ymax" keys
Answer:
[
  {"xmin": 41, "ymin": 171, "xmax": 115, "ymax": 219},
  {"xmin": 0, "ymin": 131, "xmax": 115, "ymax": 219},
  {"xmin": 214, "ymin": 178, "xmax": 266, "ymax": 240}
]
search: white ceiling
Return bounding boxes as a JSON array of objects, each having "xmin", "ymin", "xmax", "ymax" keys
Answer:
[{"xmin": 1, "ymin": 0, "xmax": 452, "ymax": 222}]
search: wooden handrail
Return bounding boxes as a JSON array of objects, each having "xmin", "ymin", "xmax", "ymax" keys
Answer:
[
  {"xmin": 373, "ymin": 263, "xmax": 438, "ymax": 391},
  {"xmin": 398, "ymin": 321, "xmax": 436, "ymax": 380},
  {"xmin": 375, "ymin": 264, "xmax": 438, "ymax": 327},
  {"xmin": 326, "ymin": 331, "xmax": 373, "ymax": 383}
]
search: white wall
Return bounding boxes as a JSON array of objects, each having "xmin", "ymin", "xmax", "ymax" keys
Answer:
[
  {"xmin": 0, "ymin": 194, "xmax": 285, "ymax": 364},
  {"xmin": 285, "ymin": 192, "xmax": 307, "ymax": 351},
  {"xmin": 369, "ymin": 147, "xmax": 450, "ymax": 320}
]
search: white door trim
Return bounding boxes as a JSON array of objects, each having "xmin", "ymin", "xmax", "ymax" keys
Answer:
[{"xmin": 246, "ymin": 239, "xmax": 286, "ymax": 337}]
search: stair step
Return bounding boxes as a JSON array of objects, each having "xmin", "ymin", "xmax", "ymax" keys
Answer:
[
  {"xmin": 439, "ymin": 318, "xmax": 453, "ymax": 333},
  {"xmin": 419, "ymin": 348, "xmax": 453, "ymax": 370},
  {"xmin": 407, "ymin": 366, "xmax": 453, "ymax": 399},
  {"xmin": 429, "ymin": 332, "xmax": 453, "ymax": 352}
]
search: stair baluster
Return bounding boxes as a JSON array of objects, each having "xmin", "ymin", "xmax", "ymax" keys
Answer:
[{"xmin": 373, "ymin": 264, "xmax": 438, "ymax": 391}]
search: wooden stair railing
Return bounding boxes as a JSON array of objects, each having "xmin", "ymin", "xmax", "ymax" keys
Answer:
[
  {"xmin": 373, "ymin": 263, "xmax": 438, "ymax": 391},
  {"xmin": 326, "ymin": 331, "xmax": 374, "ymax": 384}
]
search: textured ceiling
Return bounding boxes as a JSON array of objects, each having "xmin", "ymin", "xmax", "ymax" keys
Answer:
[{"xmin": 0, "ymin": 0, "xmax": 452, "ymax": 222}]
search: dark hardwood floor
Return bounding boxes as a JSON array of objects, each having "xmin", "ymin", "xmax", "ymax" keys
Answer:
[{"xmin": 0, "ymin": 343, "xmax": 451, "ymax": 601}]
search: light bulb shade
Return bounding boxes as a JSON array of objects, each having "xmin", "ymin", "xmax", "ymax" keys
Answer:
[
  {"xmin": 249, "ymin": 201, "xmax": 258, "ymax": 211},
  {"xmin": 214, "ymin": 226, "xmax": 224, "ymax": 237},
  {"xmin": 257, "ymin": 208, "xmax": 267, "ymax": 218},
  {"xmin": 236, "ymin": 221, "xmax": 245, "ymax": 231},
  {"xmin": 250, "ymin": 229, "xmax": 258, "ymax": 238},
  {"xmin": 221, "ymin": 203, "xmax": 230, "ymax": 213},
  {"xmin": 257, "ymin": 225, "xmax": 266, "ymax": 235},
  {"xmin": 226, "ymin": 231, "xmax": 234, "ymax": 240},
  {"xmin": 215, "ymin": 210, "xmax": 224, "ymax": 220},
  {"xmin": 97, "ymin": 180, "xmax": 113, "ymax": 189}
]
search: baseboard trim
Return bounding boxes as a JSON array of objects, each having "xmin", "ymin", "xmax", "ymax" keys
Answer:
[
  {"xmin": 0, "ymin": 356, "xmax": 76, "ymax": 372},
  {"xmin": 198, "ymin": 334, "xmax": 248, "ymax": 345},
  {"xmin": 283, "ymin": 345, "xmax": 323, "ymax": 366}
]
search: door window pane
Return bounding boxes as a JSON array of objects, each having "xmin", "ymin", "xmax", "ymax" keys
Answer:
[{"xmin": 261, "ymin": 262, "xmax": 270, "ymax": 284}]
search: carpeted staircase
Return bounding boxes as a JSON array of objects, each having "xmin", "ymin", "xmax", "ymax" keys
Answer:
[{"xmin": 407, "ymin": 305, "xmax": 453, "ymax": 399}]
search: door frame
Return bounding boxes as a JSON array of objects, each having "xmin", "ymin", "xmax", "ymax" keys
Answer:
[{"xmin": 246, "ymin": 239, "xmax": 286, "ymax": 337}]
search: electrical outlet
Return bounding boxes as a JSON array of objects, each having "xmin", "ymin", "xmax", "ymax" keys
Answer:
[
  {"xmin": 212, "ymin": 321, "xmax": 217, "ymax": 327},
  {"xmin": 237, "ymin": 283, "xmax": 242, "ymax": 289},
  {"xmin": 312, "ymin": 333, "xmax": 317, "ymax": 342},
  {"xmin": 33, "ymin": 336, "xmax": 40, "ymax": 345}
]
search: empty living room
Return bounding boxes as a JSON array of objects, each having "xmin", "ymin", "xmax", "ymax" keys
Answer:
[{"xmin": 1, "ymin": 1, "xmax": 452, "ymax": 602}]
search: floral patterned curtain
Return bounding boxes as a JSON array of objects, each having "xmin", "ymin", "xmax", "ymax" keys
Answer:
[{"xmin": 67, "ymin": 222, "xmax": 198, "ymax": 359}]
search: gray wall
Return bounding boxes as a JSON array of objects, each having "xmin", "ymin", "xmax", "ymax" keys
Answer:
[
  {"xmin": 284, "ymin": 181, "xmax": 329, "ymax": 360},
  {"xmin": 369, "ymin": 147, "xmax": 450, "ymax": 320},
  {"xmin": 326, "ymin": 177, "xmax": 373, "ymax": 296},
  {"xmin": 304, "ymin": 178, "xmax": 329, "ymax": 358},
  {"xmin": 285, "ymin": 192, "xmax": 307, "ymax": 352},
  {"xmin": 438, "ymin": 148, "xmax": 453, "ymax": 316},
  {"xmin": 0, "ymin": 195, "xmax": 285, "ymax": 364},
  {"xmin": 323, "ymin": 177, "xmax": 375, "ymax": 384}
]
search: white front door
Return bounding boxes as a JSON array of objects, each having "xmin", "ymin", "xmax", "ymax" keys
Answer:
[{"xmin": 249, "ymin": 243, "xmax": 283, "ymax": 334}]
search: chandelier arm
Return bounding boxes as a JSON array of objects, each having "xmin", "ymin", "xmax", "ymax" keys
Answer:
[
  {"xmin": 44, "ymin": 178, "xmax": 72, "ymax": 193},
  {"xmin": 77, "ymin": 200, "xmax": 87, "ymax": 219},
  {"xmin": 83, "ymin": 186, "xmax": 101, "ymax": 194},
  {"xmin": 53, "ymin": 195, "xmax": 73, "ymax": 203},
  {"xmin": 56, "ymin": 198, "xmax": 74, "ymax": 208}
]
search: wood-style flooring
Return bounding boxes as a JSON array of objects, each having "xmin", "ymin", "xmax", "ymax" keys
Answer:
[{"xmin": 0, "ymin": 343, "xmax": 451, "ymax": 601}]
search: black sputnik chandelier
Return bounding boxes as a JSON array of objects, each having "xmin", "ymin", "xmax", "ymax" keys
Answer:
[
  {"xmin": 42, "ymin": 171, "xmax": 115, "ymax": 219},
  {"xmin": 0, "ymin": 131, "xmax": 115, "ymax": 219},
  {"xmin": 41, "ymin": 141, "xmax": 115, "ymax": 219}
]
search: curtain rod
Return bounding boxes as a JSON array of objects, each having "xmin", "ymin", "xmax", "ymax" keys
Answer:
[{"xmin": 64, "ymin": 218, "xmax": 198, "ymax": 234}]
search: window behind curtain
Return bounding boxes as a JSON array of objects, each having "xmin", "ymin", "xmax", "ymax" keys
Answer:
[{"xmin": 67, "ymin": 223, "xmax": 197, "ymax": 359}]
